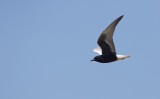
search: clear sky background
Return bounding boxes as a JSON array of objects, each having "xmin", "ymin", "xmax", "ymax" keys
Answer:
[{"xmin": 1, "ymin": 0, "xmax": 160, "ymax": 99}]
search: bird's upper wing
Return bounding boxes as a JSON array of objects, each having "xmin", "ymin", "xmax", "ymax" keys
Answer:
[{"xmin": 97, "ymin": 15, "xmax": 123, "ymax": 55}]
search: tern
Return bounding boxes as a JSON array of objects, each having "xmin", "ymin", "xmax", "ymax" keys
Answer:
[{"xmin": 91, "ymin": 15, "xmax": 130, "ymax": 63}]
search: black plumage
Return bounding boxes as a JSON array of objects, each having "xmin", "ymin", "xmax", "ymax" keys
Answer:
[{"xmin": 91, "ymin": 15, "xmax": 129, "ymax": 63}]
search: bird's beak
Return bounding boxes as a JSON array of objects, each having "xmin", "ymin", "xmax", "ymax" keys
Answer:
[{"xmin": 90, "ymin": 59, "xmax": 94, "ymax": 62}]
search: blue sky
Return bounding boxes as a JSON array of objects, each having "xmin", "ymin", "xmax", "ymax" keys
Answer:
[{"xmin": 1, "ymin": 0, "xmax": 160, "ymax": 99}]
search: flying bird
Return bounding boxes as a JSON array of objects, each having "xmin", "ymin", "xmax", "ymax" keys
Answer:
[{"xmin": 91, "ymin": 15, "xmax": 130, "ymax": 63}]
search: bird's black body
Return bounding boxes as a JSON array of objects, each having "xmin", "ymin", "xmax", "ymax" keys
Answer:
[{"xmin": 92, "ymin": 53, "xmax": 117, "ymax": 63}]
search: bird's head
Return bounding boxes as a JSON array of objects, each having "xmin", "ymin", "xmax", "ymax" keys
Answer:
[{"xmin": 91, "ymin": 56, "xmax": 104, "ymax": 62}]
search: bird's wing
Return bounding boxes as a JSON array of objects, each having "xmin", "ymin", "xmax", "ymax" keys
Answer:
[
  {"xmin": 93, "ymin": 46, "xmax": 102, "ymax": 55},
  {"xmin": 97, "ymin": 15, "xmax": 123, "ymax": 55}
]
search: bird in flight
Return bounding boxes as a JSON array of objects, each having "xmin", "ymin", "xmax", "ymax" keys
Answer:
[{"xmin": 91, "ymin": 15, "xmax": 130, "ymax": 63}]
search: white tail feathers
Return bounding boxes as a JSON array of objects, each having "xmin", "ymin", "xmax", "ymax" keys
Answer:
[{"xmin": 117, "ymin": 54, "xmax": 130, "ymax": 60}]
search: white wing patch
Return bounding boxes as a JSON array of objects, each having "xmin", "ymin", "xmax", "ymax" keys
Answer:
[{"xmin": 93, "ymin": 46, "xmax": 102, "ymax": 55}]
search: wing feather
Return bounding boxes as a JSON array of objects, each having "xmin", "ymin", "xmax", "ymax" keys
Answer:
[{"xmin": 97, "ymin": 15, "xmax": 123, "ymax": 55}]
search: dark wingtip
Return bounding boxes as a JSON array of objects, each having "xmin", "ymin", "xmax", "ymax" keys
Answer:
[
  {"xmin": 119, "ymin": 15, "xmax": 124, "ymax": 19},
  {"xmin": 115, "ymin": 15, "xmax": 124, "ymax": 22}
]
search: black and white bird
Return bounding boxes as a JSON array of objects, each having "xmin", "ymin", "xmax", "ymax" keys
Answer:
[{"xmin": 91, "ymin": 15, "xmax": 130, "ymax": 63}]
